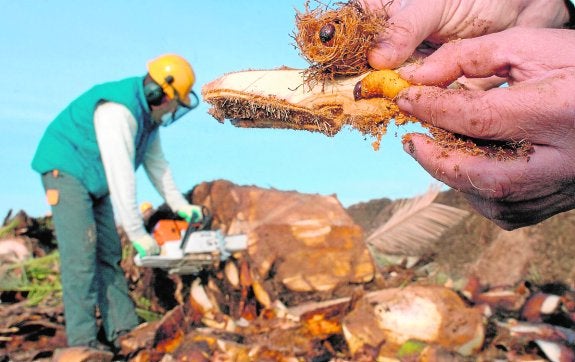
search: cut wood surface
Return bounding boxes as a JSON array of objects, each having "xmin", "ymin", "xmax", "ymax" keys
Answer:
[
  {"xmin": 191, "ymin": 179, "xmax": 375, "ymax": 293},
  {"xmin": 202, "ymin": 68, "xmax": 410, "ymax": 149}
]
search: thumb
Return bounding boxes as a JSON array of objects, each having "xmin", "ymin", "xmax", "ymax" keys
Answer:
[{"xmin": 367, "ymin": 2, "xmax": 442, "ymax": 69}]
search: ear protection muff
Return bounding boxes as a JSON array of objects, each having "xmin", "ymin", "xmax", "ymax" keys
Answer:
[
  {"xmin": 144, "ymin": 82, "xmax": 165, "ymax": 106},
  {"xmin": 145, "ymin": 75, "xmax": 177, "ymax": 106}
]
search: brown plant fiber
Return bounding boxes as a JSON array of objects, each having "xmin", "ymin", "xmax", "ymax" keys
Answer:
[{"xmin": 295, "ymin": 0, "xmax": 387, "ymax": 82}]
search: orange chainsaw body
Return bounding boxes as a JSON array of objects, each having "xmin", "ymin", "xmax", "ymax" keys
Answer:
[{"xmin": 152, "ymin": 219, "xmax": 188, "ymax": 246}]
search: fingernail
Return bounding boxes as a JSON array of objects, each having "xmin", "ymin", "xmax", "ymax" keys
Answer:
[
  {"xmin": 397, "ymin": 63, "xmax": 419, "ymax": 82},
  {"xmin": 402, "ymin": 136, "xmax": 416, "ymax": 155},
  {"xmin": 398, "ymin": 63, "xmax": 418, "ymax": 73},
  {"xmin": 395, "ymin": 93, "xmax": 413, "ymax": 114}
]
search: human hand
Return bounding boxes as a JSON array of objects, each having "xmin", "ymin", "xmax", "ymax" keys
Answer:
[
  {"xmin": 395, "ymin": 27, "xmax": 575, "ymax": 230},
  {"xmin": 132, "ymin": 234, "xmax": 160, "ymax": 257},
  {"xmin": 360, "ymin": 0, "xmax": 570, "ymax": 69},
  {"xmin": 177, "ymin": 204, "xmax": 203, "ymax": 223}
]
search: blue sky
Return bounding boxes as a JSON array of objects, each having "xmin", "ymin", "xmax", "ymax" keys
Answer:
[{"xmin": 0, "ymin": 1, "xmax": 436, "ymax": 218}]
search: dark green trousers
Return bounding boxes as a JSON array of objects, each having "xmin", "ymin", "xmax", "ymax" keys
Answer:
[{"xmin": 41, "ymin": 171, "xmax": 138, "ymax": 346}]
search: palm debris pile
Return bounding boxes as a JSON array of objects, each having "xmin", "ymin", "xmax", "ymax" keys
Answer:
[{"xmin": 1, "ymin": 180, "xmax": 575, "ymax": 361}]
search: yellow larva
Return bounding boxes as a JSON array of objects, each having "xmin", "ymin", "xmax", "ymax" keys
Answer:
[{"xmin": 354, "ymin": 69, "xmax": 411, "ymax": 100}]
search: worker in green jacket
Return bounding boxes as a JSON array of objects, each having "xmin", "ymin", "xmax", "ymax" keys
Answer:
[{"xmin": 31, "ymin": 54, "xmax": 203, "ymax": 351}]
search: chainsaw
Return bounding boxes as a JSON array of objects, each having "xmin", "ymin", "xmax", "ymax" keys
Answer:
[{"xmin": 134, "ymin": 206, "xmax": 248, "ymax": 274}]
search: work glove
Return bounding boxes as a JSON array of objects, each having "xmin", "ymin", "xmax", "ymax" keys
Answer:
[
  {"xmin": 177, "ymin": 204, "xmax": 203, "ymax": 223},
  {"xmin": 131, "ymin": 234, "xmax": 160, "ymax": 258}
]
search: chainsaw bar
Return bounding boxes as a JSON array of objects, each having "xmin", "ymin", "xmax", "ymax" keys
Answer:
[
  {"xmin": 134, "ymin": 230, "xmax": 248, "ymax": 274},
  {"xmin": 135, "ymin": 252, "xmax": 216, "ymax": 274}
]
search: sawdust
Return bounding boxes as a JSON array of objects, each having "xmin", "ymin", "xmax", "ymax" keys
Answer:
[{"xmin": 402, "ymin": 125, "xmax": 535, "ymax": 160}]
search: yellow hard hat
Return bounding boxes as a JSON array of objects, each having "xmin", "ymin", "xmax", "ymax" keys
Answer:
[
  {"xmin": 140, "ymin": 201, "xmax": 153, "ymax": 214},
  {"xmin": 147, "ymin": 54, "xmax": 195, "ymax": 106}
]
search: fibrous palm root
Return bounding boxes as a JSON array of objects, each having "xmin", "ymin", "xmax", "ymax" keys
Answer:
[{"xmin": 294, "ymin": 0, "xmax": 388, "ymax": 84}]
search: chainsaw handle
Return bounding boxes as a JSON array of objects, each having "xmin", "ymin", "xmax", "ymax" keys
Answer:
[
  {"xmin": 180, "ymin": 206, "xmax": 213, "ymax": 250},
  {"xmin": 199, "ymin": 206, "xmax": 213, "ymax": 228}
]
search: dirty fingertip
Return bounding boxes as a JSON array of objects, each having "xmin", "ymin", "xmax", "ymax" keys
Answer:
[{"xmin": 401, "ymin": 134, "xmax": 416, "ymax": 155}]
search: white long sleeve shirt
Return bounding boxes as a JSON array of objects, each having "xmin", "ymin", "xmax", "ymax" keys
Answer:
[{"xmin": 94, "ymin": 102, "xmax": 188, "ymax": 240}]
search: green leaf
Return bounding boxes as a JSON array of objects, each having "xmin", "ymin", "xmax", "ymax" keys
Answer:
[{"xmin": 397, "ymin": 339, "xmax": 427, "ymax": 358}]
